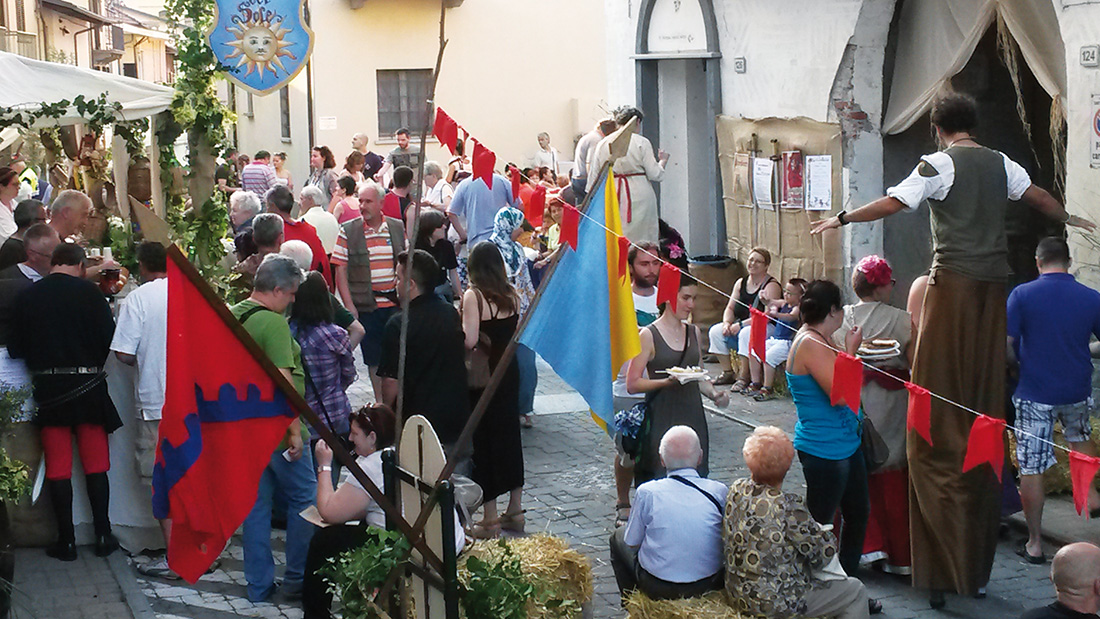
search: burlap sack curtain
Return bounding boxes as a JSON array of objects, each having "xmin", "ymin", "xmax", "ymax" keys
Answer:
[{"xmin": 882, "ymin": 0, "xmax": 1066, "ymax": 135}]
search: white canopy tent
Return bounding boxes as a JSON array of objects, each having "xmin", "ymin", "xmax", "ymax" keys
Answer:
[
  {"xmin": 0, "ymin": 50, "xmax": 176, "ymax": 216},
  {"xmin": 882, "ymin": 0, "xmax": 1065, "ymax": 135}
]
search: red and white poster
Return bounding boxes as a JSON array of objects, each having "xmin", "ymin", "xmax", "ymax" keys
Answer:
[{"xmin": 781, "ymin": 150, "xmax": 804, "ymax": 208}]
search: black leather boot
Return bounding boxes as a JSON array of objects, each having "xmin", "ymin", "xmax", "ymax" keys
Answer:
[
  {"xmin": 85, "ymin": 472, "xmax": 118, "ymax": 557},
  {"xmin": 45, "ymin": 479, "xmax": 76, "ymax": 561}
]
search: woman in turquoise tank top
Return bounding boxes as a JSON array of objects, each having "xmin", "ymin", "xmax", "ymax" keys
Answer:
[{"xmin": 786, "ymin": 280, "xmax": 874, "ymax": 610}]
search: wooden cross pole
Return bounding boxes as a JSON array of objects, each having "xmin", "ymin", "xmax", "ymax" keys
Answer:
[{"xmin": 164, "ymin": 245, "xmax": 444, "ymax": 574}]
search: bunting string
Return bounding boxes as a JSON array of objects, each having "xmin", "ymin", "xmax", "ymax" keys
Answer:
[{"xmin": 559, "ymin": 178, "xmax": 1091, "ymax": 470}]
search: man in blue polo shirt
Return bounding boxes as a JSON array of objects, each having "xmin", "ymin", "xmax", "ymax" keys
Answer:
[{"xmin": 1008, "ymin": 236, "xmax": 1100, "ymax": 564}]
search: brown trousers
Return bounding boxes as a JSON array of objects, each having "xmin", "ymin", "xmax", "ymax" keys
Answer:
[{"xmin": 908, "ymin": 268, "xmax": 1005, "ymax": 595}]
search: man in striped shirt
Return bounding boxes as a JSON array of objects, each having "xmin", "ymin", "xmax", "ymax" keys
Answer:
[
  {"xmin": 240, "ymin": 151, "xmax": 278, "ymax": 196},
  {"xmin": 332, "ymin": 180, "xmax": 405, "ymax": 397}
]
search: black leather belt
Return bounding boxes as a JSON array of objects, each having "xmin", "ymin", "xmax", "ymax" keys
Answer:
[{"xmin": 33, "ymin": 366, "xmax": 102, "ymax": 376}]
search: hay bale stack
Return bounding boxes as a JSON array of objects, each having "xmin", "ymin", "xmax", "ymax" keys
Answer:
[
  {"xmin": 625, "ymin": 590, "xmax": 744, "ymax": 618},
  {"xmin": 1008, "ymin": 418, "xmax": 1100, "ymax": 494},
  {"xmin": 459, "ymin": 534, "xmax": 592, "ymax": 617}
]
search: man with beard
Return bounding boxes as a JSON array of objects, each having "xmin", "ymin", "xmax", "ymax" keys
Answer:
[{"xmin": 611, "ymin": 241, "xmax": 661, "ymax": 527}]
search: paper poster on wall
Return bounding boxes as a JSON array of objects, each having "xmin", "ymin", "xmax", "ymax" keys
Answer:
[
  {"xmin": 733, "ymin": 153, "xmax": 752, "ymax": 208},
  {"xmin": 781, "ymin": 151, "xmax": 803, "ymax": 208},
  {"xmin": 753, "ymin": 157, "xmax": 775, "ymax": 211},
  {"xmin": 805, "ymin": 155, "xmax": 832, "ymax": 211},
  {"xmin": 1091, "ymin": 94, "xmax": 1100, "ymax": 169}
]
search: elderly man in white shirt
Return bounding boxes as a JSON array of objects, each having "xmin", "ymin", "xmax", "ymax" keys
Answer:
[{"xmin": 610, "ymin": 425, "xmax": 726, "ymax": 602}]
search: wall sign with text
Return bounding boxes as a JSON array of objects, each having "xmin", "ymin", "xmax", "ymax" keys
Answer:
[{"xmin": 207, "ymin": 0, "xmax": 314, "ymax": 96}]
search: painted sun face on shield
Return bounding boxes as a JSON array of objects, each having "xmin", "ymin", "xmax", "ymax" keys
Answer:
[{"xmin": 224, "ymin": 11, "xmax": 296, "ymax": 78}]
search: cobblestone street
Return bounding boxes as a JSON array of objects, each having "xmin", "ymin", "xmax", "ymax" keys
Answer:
[{"xmin": 14, "ymin": 357, "xmax": 1074, "ymax": 618}]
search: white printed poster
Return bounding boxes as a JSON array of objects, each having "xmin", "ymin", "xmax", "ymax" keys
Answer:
[
  {"xmin": 805, "ymin": 155, "xmax": 832, "ymax": 211},
  {"xmin": 1091, "ymin": 94, "xmax": 1100, "ymax": 169},
  {"xmin": 752, "ymin": 157, "xmax": 775, "ymax": 211}
]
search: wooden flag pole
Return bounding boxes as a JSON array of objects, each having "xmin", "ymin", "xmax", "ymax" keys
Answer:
[
  {"xmin": 165, "ymin": 245, "xmax": 444, "ymax": 573},
  {"xmin": 373, "ymin": 161, "xmax": 619, "ymax": 605}
]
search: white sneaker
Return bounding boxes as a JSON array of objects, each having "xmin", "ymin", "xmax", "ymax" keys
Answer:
[{"xmin": 136, "ymin": 558, "xmax": 180, "ymax": 580}]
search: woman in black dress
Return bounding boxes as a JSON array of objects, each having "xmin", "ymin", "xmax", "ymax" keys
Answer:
[{"xmin": 461, "ymin": 242, "xmax": 523, "ymax": 538}]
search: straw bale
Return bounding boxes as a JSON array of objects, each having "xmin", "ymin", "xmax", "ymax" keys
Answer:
[{"xmin": 625, "ymin": 590, "xmax": 744, "ymax": 618}]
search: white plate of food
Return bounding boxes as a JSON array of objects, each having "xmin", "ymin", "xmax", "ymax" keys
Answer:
[
  {"xmin": 858, "ymin": 338, "xmax": 900, "ymax": 360},
  {"xmin": 660, "ymin": 366, "xmax": 710, "ymax": 384}
]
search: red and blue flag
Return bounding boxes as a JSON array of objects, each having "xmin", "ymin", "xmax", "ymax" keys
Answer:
[{"xmin": 152, "ymin": 250, "xmax": 297, "ymax": 583}]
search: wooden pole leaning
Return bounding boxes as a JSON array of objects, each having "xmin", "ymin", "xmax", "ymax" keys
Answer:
[{"xmin": 165, "ymin": 245, "xmax": 444, "ymax": 574}]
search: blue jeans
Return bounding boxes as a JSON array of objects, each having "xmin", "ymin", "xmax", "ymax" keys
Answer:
[
  {"xmin": 243, "ymin": 448, "xmax": 317, "ymax": 601},
  {"xmin": 358, "ymin": 306, "xmax": 397, "ymax": 367},
  {"xmin": 516, "ymin": 344, "xmax": 537, "ymax": 416}
]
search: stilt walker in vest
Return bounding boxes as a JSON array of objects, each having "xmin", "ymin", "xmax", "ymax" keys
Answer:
[
  {"xmin": 811, "ymin": 93, "xmax": 1096, "ymax": 608},
  {"xmin": 331, "ymin": 180, "xmax": 406, "ymax": 398}
]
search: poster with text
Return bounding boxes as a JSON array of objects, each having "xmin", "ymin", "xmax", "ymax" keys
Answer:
[
  {"xmin": 753, "ymin": 158, "xmax": 775, "ymax": 211},
  {"xmin": 805, "ymin": 155, "xmax": 832, "ymax": 211},
  {"xmin": 781, "ymin": 151, "xmax": 804, "ymax": 208},
  {"xmin": 733, "ymin": 153, "xmax": 752, "ymax": 208}
]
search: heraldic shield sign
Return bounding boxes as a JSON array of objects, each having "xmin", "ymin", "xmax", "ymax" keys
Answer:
[{"xmin": 208, "ymin": 0, "xmax": 314, "ymax": 96}]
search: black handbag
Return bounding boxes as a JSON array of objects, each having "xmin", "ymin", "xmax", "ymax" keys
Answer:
[{"xmin": 861, "ymin": 413, "xmax": 890, "ymax": 473}]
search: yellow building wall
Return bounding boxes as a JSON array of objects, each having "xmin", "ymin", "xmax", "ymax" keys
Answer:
[{"xmin": 233, "ymin": 0, "xmax": 607, "ymax": 188}]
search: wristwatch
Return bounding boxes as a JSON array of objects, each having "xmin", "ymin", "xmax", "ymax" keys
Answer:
[
  {"xmin": 317, "ymin": 465, "xmax": 332, "ymax": 474},
  {"xmin": 837, "ymin": 210, "xmax": 849, "ymax": 226}
]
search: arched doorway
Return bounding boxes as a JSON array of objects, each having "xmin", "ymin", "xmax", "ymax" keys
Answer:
[{"xmin": 635, "ymin": 0, "xmax": 723, "ymax": 254}]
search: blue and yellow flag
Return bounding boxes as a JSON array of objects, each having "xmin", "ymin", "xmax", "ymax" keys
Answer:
[{"xmin": 519, "ymin": 168, "xmax": 641, "ymax": 430}]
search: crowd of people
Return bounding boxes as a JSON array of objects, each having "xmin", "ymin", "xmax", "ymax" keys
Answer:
[{"xmin": 1, "ymin": 91, "xmax": 1099, "ymax": 619}]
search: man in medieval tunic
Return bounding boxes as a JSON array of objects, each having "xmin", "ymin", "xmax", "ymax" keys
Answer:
[
  {"xmin": 812, "ymin": 93, "xmax": 1095, "ymax": 607},
  {"xmin": 587, "ymin": 106, "xmax": 669, "ymax": 244}
]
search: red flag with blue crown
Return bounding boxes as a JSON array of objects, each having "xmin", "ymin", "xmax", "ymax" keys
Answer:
[{"xmin": 152, "ymin": 249, "xmax": 298, "ymax": 583}]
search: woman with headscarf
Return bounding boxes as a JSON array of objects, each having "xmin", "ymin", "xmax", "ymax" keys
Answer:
[{"xmin": 488, "ymin": 207, "xmax": 538, "ymax": 428}]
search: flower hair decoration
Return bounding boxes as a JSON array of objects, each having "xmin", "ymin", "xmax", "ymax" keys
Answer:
[{"xmin": 856, "ymin": 254, "xmax": 892, "ymax": 288}]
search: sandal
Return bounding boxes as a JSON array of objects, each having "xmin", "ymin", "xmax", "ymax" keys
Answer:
[
  {"xmin": 869, "ymin": 598, "xmax": 883, "ymax": 614},
  {"xmin": 521, "ymin": 414, "xmax": 534, "ymax": 429},
  {"xmin": 713, "ymin": 371, "xmax": 737, "ymax": 386},
  {"xmin": 730, "ymin": 379, "xmax": 749, "ymax": 393},
  {"xmin": 615, "ymin": 503, "xmax": 631, "ymax": 527},
  {"xmin": 741, "ymin": 382, "xmax": 762, "ymax": 396},
  {"xmin": 467, "ymin": 519, "xmax": 500, "ymax": 540},
  {"xmin": 499, "ymin": 510, "xmax": 526, "ymax": 533},
  {"xmin": 753, "ymin": 387, "xmax": 777, "ymax": 402}
]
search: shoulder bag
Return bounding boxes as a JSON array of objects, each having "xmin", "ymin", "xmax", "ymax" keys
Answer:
[{"xmin": 861, "ymin": 412, "xmax": 890, "ymax": 473}]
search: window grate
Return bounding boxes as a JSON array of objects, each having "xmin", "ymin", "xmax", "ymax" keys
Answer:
[{"xmin": 376, "ymin": 69, "xmax": 431, "ymax": 137}]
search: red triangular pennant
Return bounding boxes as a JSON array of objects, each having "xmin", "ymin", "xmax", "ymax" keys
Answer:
[
  {"xmin": 560, "ymin": 205, "xmax": 579, "ymax": 250},
  {"xmin": 905, "ymin": 382, "xmax": 933, "ymax": 446},
  {"xmin": 961, "ymin": 414, "xmax": 1006, "ymax": 481},
  {"xmin": 510, "ymin": 166, "xmax": 521, "ymax": 202},
  {"xmin": 829, "ymin": 352, "xmax": 862, "ymax": 414},
  {"xmin": 749, "ymin": 307, "xmax": 768, "ymax": 363},
  {"xmin": 527, "ymin": 185, "xmax": 545, "ymax": 228},
  {"xmin": 432, "ymin": 108, "xmax": 458, "ymax": 154},
  {"xmin": 472, "ymin": 141, "xmax": 495, "ymax": 188},
  {"xmin": 1069, "ymin": 451, "xmax": 1100, "ymax": 517},
  {"xmin": 617, "ymin": 235, "xmax": 631, "ymax": 280},
  {"xmin": 656, "ymin": 262, "xmax": 681, "ymax": 313}
]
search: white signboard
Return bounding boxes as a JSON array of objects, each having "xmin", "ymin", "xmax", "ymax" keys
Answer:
[
  {"xmin": 1092, "ymin": 95, "xmax": 1100, "ymax": 169},
  {"xmin": 646, "ymin": 0, "xmax": 708, "ymax": 54},
  {"xmin": 318, "ymin": 116, "xmax": 337, "ymax": 131},
  {"xmin": 805, "ymin": 155, "xmax": 832, "ymax": 211}
]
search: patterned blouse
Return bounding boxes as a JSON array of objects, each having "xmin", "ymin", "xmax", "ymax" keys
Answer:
[{"xmin": 723, "ymin": 478, "xmax": 838, "ymax": 618}]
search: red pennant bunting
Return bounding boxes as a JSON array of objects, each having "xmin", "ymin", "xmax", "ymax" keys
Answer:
[
  {"xmin": 527, "ymin": 186, "xmax": 546, "ymax": 227},
  {"xmin": 656, "ymin": 262, "xmax": 681, "ymax": 313},
  {"xmin": 829, "ymin": 352, "xmax": 863, "ymax": 414},
  {"xmin": 617, "ymin": 235, "xmax": 631, "ymax": 280},
  {"xmin": 1069, "ymin": 451, "xmax": 1100, "ymax": 517},
  {"xmin": 560, "ymin": 205, "xmax": 579, "ymax": 250},
  {"xmin": 432, "ymin": 108, "xmax": 458, "ymax": 154},
  {"xmin": 905, "ymin": 382, "xmax": 933, "ymax": 446},
  {"xmin": 961, "ymin": 414, "xmax": 1006, "ymax": 481},
  {"xmin": 472, "ymin": 141, "xmax": 495, "ymax": 188},
  {"xmin": 749, "ymin": 307, "xmax": 768, "ymax": 363},
  {"xmin": 510, "ymin": 166, "xmax": 521, "ymax": 202}
]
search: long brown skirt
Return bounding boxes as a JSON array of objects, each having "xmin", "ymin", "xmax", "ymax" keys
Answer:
[{"xmin": 908, "ymin": 268, "xmax": 1005, "ymax": 595}]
